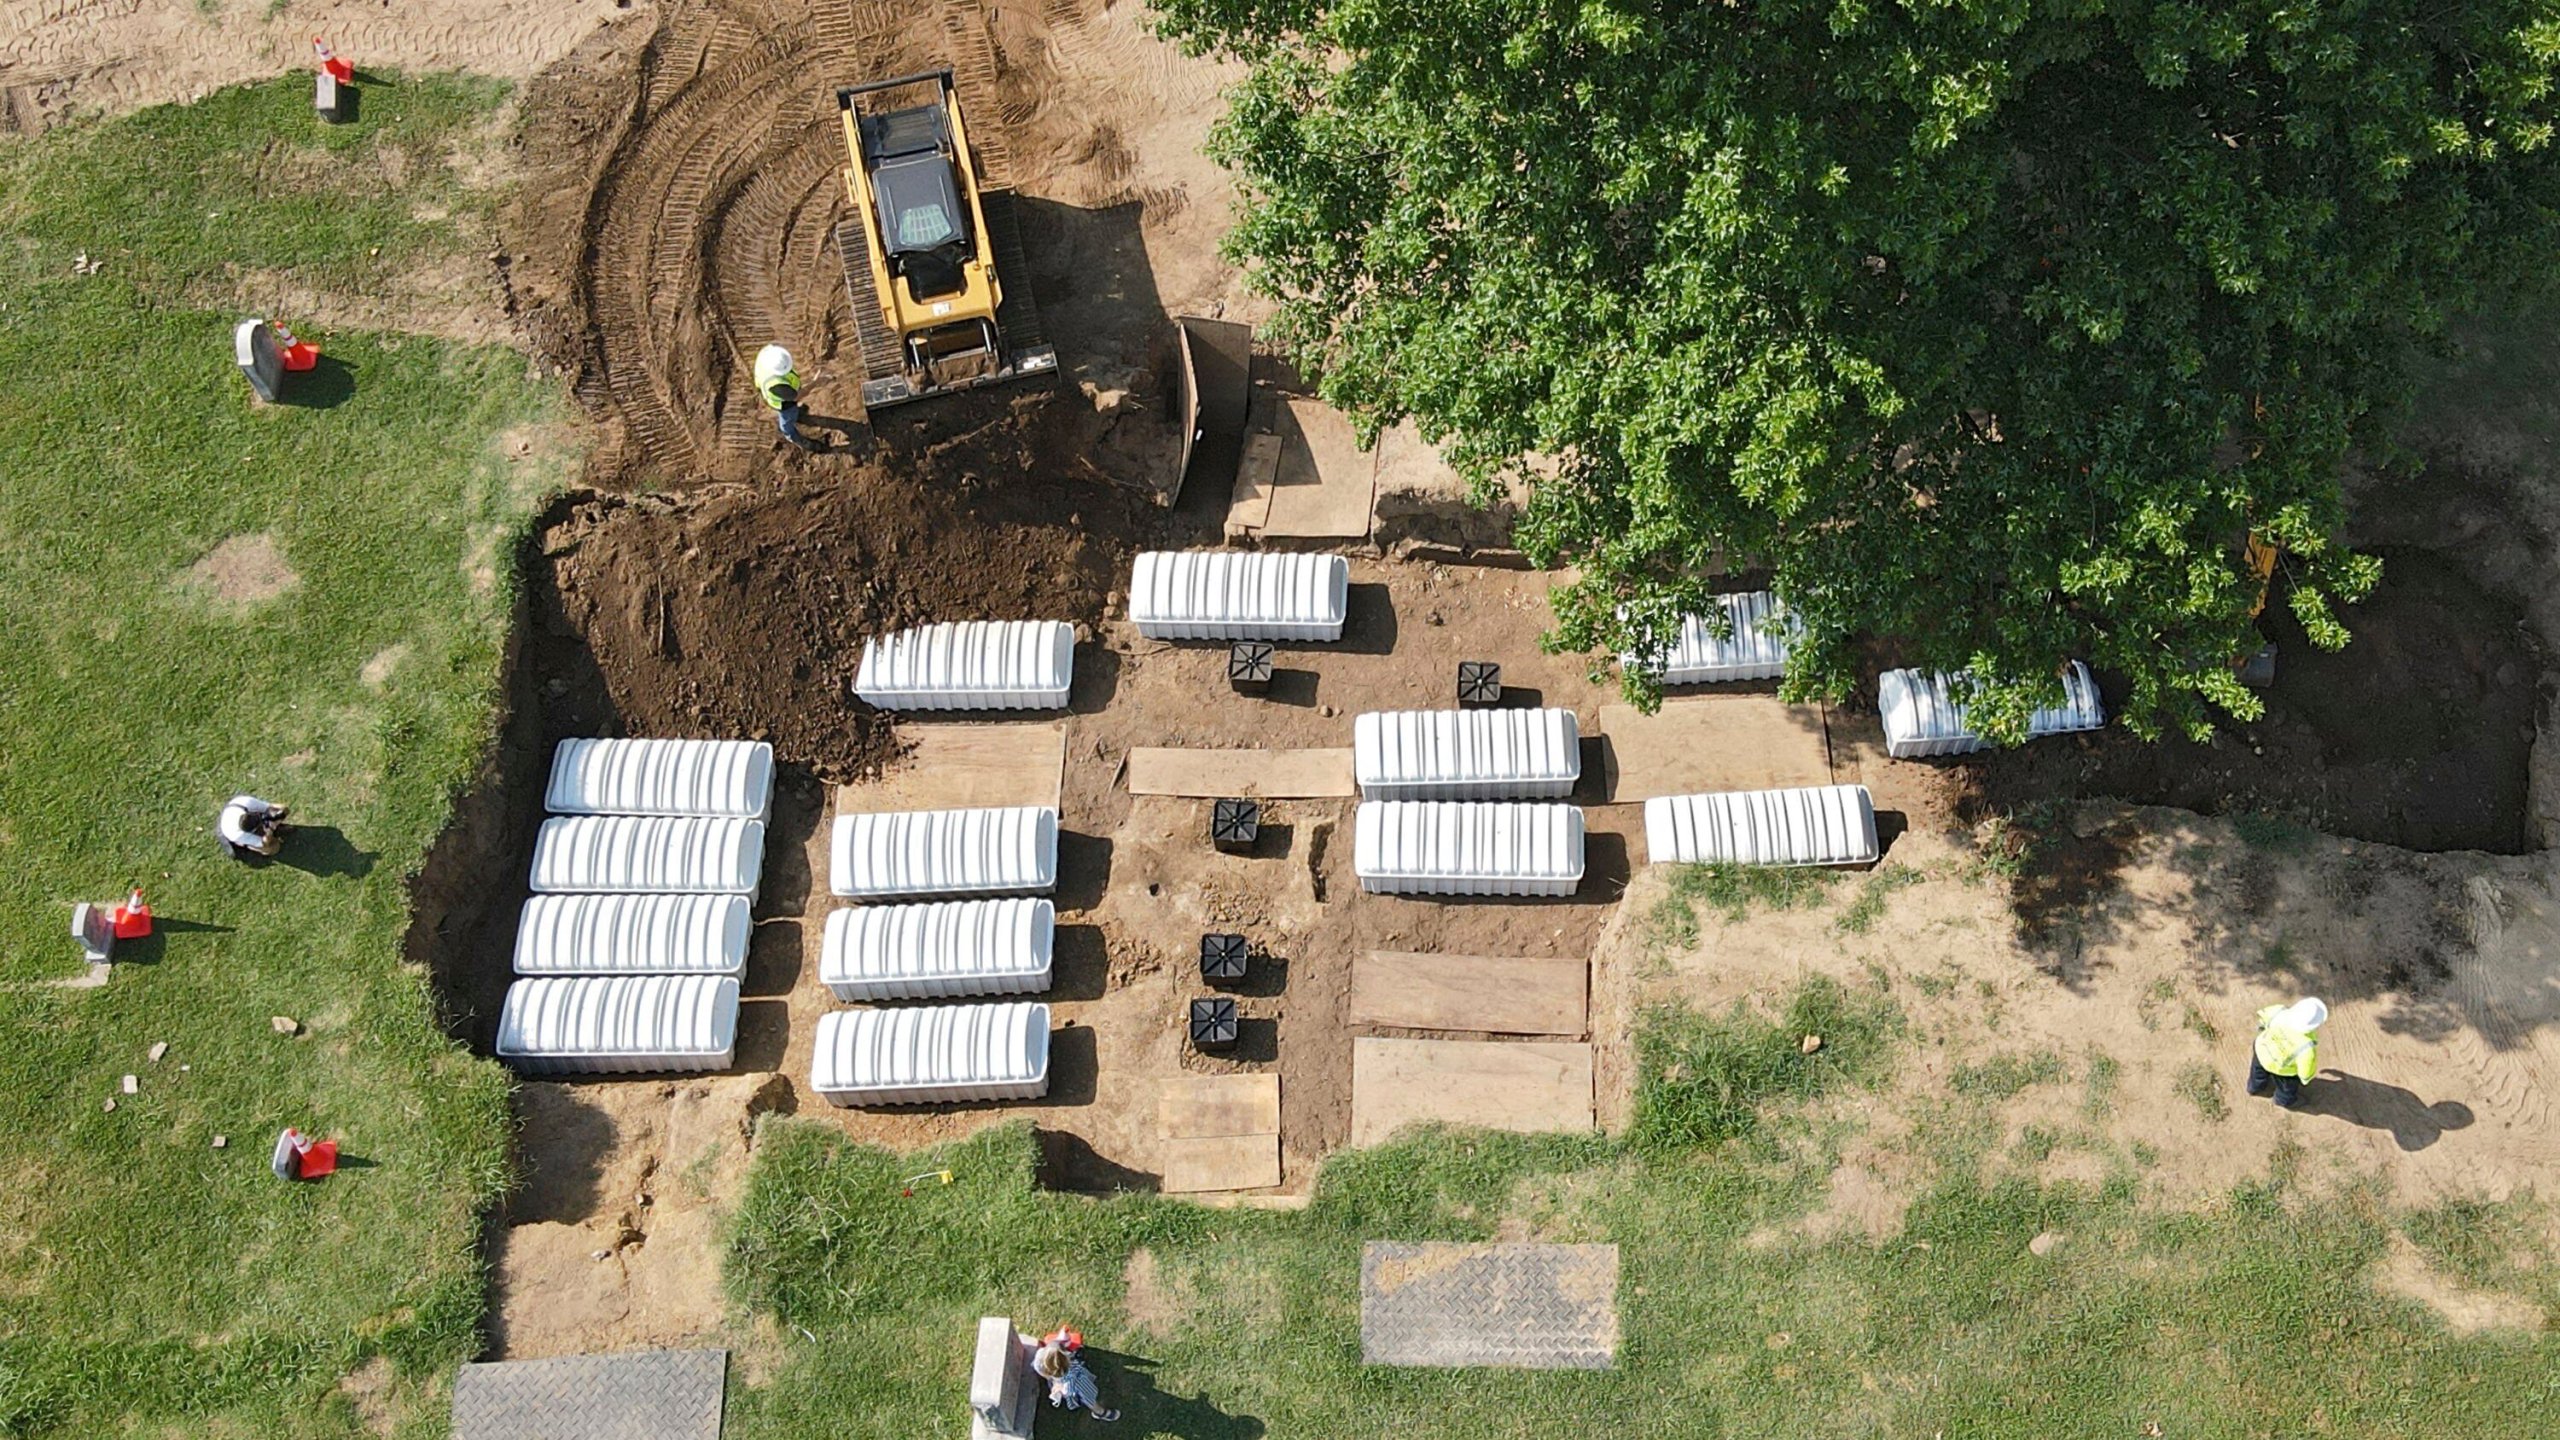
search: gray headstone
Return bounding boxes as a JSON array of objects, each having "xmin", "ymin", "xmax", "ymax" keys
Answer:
[
  {"xmin": 235, "ymin": 319, "xmax": 283, "ymax": 403},
  {"xmin": 315, "ymin": 71, "xmax": 345, "ymax": 124},
  {"xmin": 70, "ymin": 903, "xmax": 114, "ymax": 963}
]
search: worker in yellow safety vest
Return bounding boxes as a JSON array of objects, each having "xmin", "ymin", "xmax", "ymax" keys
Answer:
[
  {"xmin": 753, "ymin": 344, "xmax": 824, "ymax": 452},
  {"xmin": 2246, "ymin": 996, "xmax": 2326, "ymax": 1109}
]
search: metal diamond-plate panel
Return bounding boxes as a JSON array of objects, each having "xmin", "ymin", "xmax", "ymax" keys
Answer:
[
  {"xmin": 1361, "ymin": 1242, "xmax": 1619, "ymax": 1369},
  {"xmin": 452, "ymin": 1348, "xmax": 727, "ymax": 1440}
]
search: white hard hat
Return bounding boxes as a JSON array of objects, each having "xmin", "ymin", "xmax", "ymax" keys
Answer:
[
  {"xmin": 2284, "ymin": 997, "xmax": 2328, "ymax": 1031},
  {"xmin": 754, "ymin": 344, "xmax": 794, "ymax": 375}
]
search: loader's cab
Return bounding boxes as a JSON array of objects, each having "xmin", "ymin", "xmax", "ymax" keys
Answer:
[
  {"xmin": 836, "ymin": 70, "xmax": 1055, "ymax": 410},
  {"xmin": 864, "ymin": 109, "xmax": 968, "ymax": 294}
]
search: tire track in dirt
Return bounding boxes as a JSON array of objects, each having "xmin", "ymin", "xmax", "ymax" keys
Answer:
[
  {"xmin": 567, "ymin": 0, "xmax": 1044, "ymax": 478},
  {"xmin": 582, "ymin": 24, "xmax": 809, "ymax": 474},
  {"xmin": 708, "ymin": 124, "xmax": 838, "ymax": 452},
  {"xmin": 534, "ymin": 0, "xmax": 1228, "ymax": 479}
]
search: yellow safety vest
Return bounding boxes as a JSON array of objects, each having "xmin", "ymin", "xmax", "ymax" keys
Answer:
[
  {"xmin": 753, "ymin": 350, "xmax": 800, "ymax": 411},
  {"xmin": 2254, "ymin": 1005, "xmax": 2319, "ymax": 1081}
]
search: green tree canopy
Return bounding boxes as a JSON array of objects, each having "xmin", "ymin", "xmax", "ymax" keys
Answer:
[{"xmin": 1155, "ymin": 0, "xmax": 2560, "ymax": 738}]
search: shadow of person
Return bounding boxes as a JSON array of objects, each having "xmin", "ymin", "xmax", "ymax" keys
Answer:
[
  {"xmin": 1078, "ymin": 1349, "xmax": 1265, "ymax": 1438},
  {"xmin": 274, "ymin": 825, "xmax": 376, "ymax": 879},
  {"xmin": 2299, "ymin": 1071, "xmax": 2476, "ymax": 1152}
]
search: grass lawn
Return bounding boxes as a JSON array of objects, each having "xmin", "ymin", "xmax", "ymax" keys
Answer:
[
  {"xmin": 0, "ymin": 75, "xmax": 564, "ymax": 1436},
  {"xmin": 725, "ymin": 982, "xmax": 2560, "ymax": 1439}
]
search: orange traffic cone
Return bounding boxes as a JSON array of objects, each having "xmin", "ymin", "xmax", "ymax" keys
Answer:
[{"xmin": 108, "ymin": 888, "xmax": 152, "ymax": 940}]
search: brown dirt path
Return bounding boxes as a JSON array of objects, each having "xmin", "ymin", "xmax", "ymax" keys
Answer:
[{"xmin": 0, "ymin": 0, "xmax": 624, "ymax": 134}]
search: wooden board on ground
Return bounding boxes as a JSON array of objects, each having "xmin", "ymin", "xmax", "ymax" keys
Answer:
[
  {"xmin": 1158, "ymin": 1073, "xmax": 1282, "ymax": 1138},
  {"xmin": 833, "ymin": 721, "xmax": 1066, "ymax": 814},
  {"xmin": 1350, "ymin": 953, "xmax": 1589, "ymax": 1037},
  {"xmin": 1223, "ymin": 432, "xmax": 1283, "ymax": 540},
  {"xmin": 1261, "ymin": 395, "xmax": 1377, "ymax": 539},
  {"xmin": 1597, "ymin": 697, "xmax": 1833, "ymax": 802},
  {"xmin": 1160, "ymin": 1133, "xmax": 1283, "ymax": 1194},
  {"xmin": 1350, "ymin": 1039, "xmax": 1594, "ymax": 1148},
  {"xmin": 1126, "ymin": 747, "xmax": 1356, "ymax": 799}
]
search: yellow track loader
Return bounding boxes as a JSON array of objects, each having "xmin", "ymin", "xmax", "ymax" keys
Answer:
[{"xmin": 835, "ymin": 69, "xmax": 1056, "ymax": 410}]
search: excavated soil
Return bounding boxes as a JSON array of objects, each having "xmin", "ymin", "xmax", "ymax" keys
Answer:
[
  {"xmin": 532, "ymin": 438, "xmax": 1168, "ymax": 780},
  {"xmin": 501, "ymin": 0, "xmax": 1244, "ymax": 489},
  {"xmin": 1963, "ymin": 548, "xmax": 2541, "ymax": 855}
]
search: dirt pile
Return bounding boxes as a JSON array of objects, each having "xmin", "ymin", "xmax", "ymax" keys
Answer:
[{"xmin": 530, "ymin": 435, "xmax": 1167, "ymax": 781}]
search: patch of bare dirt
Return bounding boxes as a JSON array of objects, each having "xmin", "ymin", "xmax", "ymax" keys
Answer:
[
  {"xmin": 334, "ymin": 1354, "xmax": 396, "ymax": 1436},
  {"xmin": 188, "ymin": 256, "xmax": 519, "ymax": 350},
  {"xmin": 0, "ymin": 0, "xmax": 624, "ymax": 136},
  {"xmin": 1962, "ymin": 549, "xmax": 2540, "ymax": 855},
  {"xmin": 1119, "ymin": 1246, "xmax": 1185, "ymax": 1340},
  {"xmin": 488, "ymin": 1073, "xmax": 788, "ymax": 1359},
  {"xmin": 532, "ymin": 446, "xmax": 1163, "ymax": 782},
  {"xmin": 1802, "ymin": 1152, "xmax": 1921, "ymax": 1245},
  {"xmin": 359, "ymin": 643, "xmax": 408, "ymax": 688},
  {"xmin": 1601, "ymin": 804, "xmax": 2560, "ymax": 1235},
  {"xmin": 180, "ymin": 531, "xmax": 299, "ymax": 610},
  {"xmin": 2376, "ymin": 1233, "xmax": 2547, "ymax": 1335}
]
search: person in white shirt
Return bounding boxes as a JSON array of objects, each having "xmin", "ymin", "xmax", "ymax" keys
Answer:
[{"xmin": 217, "ymin": 794, "xmax": 289, "ymax": 861}]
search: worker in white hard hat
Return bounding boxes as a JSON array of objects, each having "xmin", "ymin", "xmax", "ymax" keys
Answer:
[
  {"xmin": 752, "ymin": 344, "xmax": 824, "ymax": 452},
  {"xmin": 2246, "ymin": 996, "xmax": 2327, "ymax": 1109}
]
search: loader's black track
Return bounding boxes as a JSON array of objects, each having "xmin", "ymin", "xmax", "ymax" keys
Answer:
[
  {"xmin": 834, "ymin": 217, "xmax": 906, "ymax": 385},
  {"xmin": 979, "ymin": 188, "xmax": 1047, "ymax": 352}
]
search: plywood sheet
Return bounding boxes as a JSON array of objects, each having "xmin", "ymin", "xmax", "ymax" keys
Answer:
[
  {"xmin": 1350, "ymin": 953, "xmax": 1588, "ymax": 1036},
  {"xmin": 1181, "ymin": 315, "xmax": 1254, "ymax": 439},
  {"xmin": 1158, "ymin": 1073, "xmax": 1282, "ymax": 1138},
  {"xmin": 1261, "ymin": 395, "xmax": 1376, "ymax": 539},
  {"xmin": 1597, "ymin": 697, "xmax": 1833, "ymax": 802},
  {"xmin": 833, "ymin": 721, "xmax": 1065, "ymax": 814},
  {"xmin": 1160, "ymin": 1133, "xmax": 1283, "ymax": 1194},
  {"xmin": 1126, "ymin": 747, "xmax": 1356, "ymax": 798},
  {"xmin": 1224, "ymin": 432, "xmax": 1282, "ymax": 539},
  {"xmin": 1350, "ymin": 1039, "xmax": 1594, "ymax": 1148}
]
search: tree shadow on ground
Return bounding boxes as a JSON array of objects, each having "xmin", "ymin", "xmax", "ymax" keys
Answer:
[
  {"xmin": 1937, "ymin": 793, "xmax": 2557, "ymax": 1061},
  {"xmin": 1037, "ymin": 1126, "xmax": 1158, "ymax": 1193}
]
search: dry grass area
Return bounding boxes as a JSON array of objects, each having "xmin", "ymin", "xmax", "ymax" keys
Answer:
[{"xmin": 1596, "ymin": 807, "xmax": 2560, "ymax": 1231}]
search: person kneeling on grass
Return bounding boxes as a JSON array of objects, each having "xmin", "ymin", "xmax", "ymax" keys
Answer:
[
  {"xmin": 1032, "ymin": 1334, "xmax": 1118, "ymax": 1423},
  {"xmin": 2247, "ymin": 996, "xmax": 2327, "ymax": 1109},
  {"xmin": 217, "ymin": 794, "xmax": 290, "ymax": 861}
]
